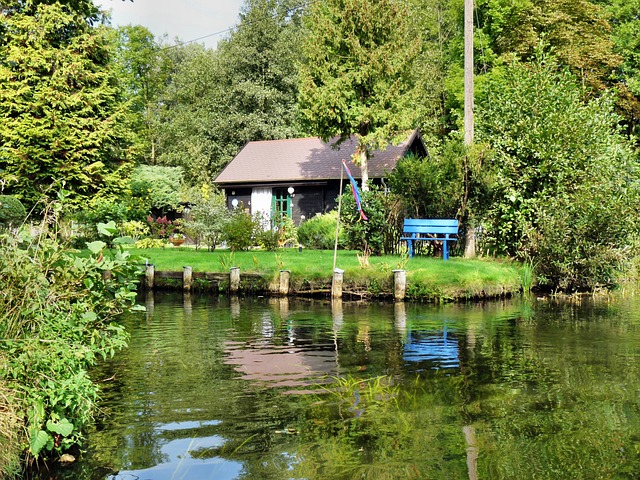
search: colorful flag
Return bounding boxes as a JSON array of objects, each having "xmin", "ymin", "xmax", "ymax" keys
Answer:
[{"xmin": 342, "ymin": 160, "xmax": 368, "ymax": 221}]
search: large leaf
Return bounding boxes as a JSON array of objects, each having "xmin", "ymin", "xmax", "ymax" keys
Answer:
[
  {"xmin": 97, "ymin": 221, "xmax": 118, "ymax": 237},
  {"xmin": 46, "ymin": 418, "xmax": 74, "ymax": 437},
  {"xmin": 29, "ymin": 430, "xmax": 51, "ymax": 455},
  {"xmin": 86, "ymin": 241, "xmax": 106, "ymax": 254},
  {"xmin": 113, "ymin": 236, "xmax": 135, "ymax": 245}
]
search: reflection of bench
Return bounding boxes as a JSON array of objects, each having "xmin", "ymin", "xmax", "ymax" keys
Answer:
[{"xmin": 401, "ymin": 219, "xmax": 459, "ymax": 260}]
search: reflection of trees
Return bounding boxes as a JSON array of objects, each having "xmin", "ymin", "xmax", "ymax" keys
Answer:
[
  {"xmin": 67, "ymin": 296, "xmax": 640, "ymax": 480},
  {"xmin": 286, "ymin": 299, "xmax": 640, "ymax": 480},
  {"xmin": 462, "ymin": 299, "xmax": 640, "ymax": 479},
  {"xmin": 290, "ymin": 374, "xmax": 468, "ymax": 479}
]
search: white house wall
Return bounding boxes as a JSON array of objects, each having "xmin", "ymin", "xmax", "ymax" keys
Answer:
[{"xmin": 251, "ymin": 187, "xmax": 272, "ymax": 230}]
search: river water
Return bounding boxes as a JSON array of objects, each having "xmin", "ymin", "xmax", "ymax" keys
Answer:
[{"xmin": 37, "ymin": 293, "xmax": 640, "ymax": 479}]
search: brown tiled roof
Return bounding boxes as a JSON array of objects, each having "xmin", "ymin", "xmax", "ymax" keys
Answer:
[{"xmin": 214, "ymin": 130, "xmax": 421, "ymax": 185}]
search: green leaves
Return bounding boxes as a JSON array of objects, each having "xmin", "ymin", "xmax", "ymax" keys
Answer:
[
  {"xmin": 476, "ymin": 57, "xmax": 640, "ymax": 289},
  {"xmin": 46, "ymin": 418, "xmax": 74, "ymax": 437},
  {"xmin": 29, "ymin": 430, "xmax": 51, "ymax": 456},
  {"xmin": 1, "ymin": 212, "xmax": 140, "ymax": 463},
  {"xmin": 299, "ymin": 0, "xmax": 418, "ymax": 183},
  {"xmin": 86, "ymin": 241, "xmax": 106, "ymax": 254},
  {"xmin": 97, "ymin": 221, "xmax": 117, "ymax": 237},
  {"xmin": 0, "ymin": 2, "xmax": 133, "ymax": 209}
]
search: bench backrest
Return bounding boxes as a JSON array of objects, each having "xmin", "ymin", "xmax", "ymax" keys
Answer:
[{"xmin": 403, "ymin": 219, "xmax": 459, "ymax": 236}]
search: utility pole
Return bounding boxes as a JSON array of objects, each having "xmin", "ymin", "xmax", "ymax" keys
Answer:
[
  {"xmin": 463, "ymin": 0, "xmax": 476, "ymax": 258},
  {"xmin": 464, "ymin": 0, "xmax": 474, "ymax": 146}
]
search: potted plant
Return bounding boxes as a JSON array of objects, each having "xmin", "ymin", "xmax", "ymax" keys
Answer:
[{"xmin": 169, "ymin": 233, "xmax": 185, "ymax": 246}]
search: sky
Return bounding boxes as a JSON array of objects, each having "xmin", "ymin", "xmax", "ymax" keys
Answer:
[{"xmin": 94, "ymin": 0, "xmax": 246, "ymax": 49}]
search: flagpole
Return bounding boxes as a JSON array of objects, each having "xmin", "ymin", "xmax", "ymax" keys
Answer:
[{"xmin": 333, "ymin": 161, "xmax": 345, "ymax": 271}]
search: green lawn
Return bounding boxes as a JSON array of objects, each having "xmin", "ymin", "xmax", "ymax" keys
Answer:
[{"xmin": 130, "ymin": 246, "xmax": 528, "ymax": 300}]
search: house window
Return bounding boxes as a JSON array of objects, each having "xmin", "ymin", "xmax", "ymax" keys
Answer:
[{"xmin": 271, "ymin": 188, "xmax": 292, "ymax": 227}]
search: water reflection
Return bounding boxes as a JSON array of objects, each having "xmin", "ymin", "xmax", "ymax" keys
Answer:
[
  {"xmin": 402, "ymin": 321, "xmax": 460, "ymax": 370},
  {"xmin": 33, "ymin": 294, "xmax": 640, "ymax": 480}
]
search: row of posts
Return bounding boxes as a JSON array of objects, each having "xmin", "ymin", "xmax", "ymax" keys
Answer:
[{"xmin": 144, "ymin": 265, "xmax": 407, "ymax": 300}]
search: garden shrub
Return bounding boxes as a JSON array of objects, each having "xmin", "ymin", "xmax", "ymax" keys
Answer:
[
  {"xmin": 274, "ymin": 215, "xmax": 298, "ymax": 247},
  {"xmin": 222, "ymin": 208, "xmax": 257, "ymax": 251},
  {"xmin": 0, "ymin": 195, "xmax": 26, "ymax": 229},
  {"xmin": 119, "ymin": 220, "xmax": 149, "ymax": 240},
  {"xmin": 341, "ymin": 184, "xmax": 403, "ymax": 255},
  {"xmin": 135, "ymin": 237, "xmax": 167, "ymax": 249},
  {"xmin": 297, "ymin": 211, "xmax": 343, "ymax": 250},
  {"xmin": 530, "ymin": 183, "xmax": 640, "ymax": 291},
  {"xmin": 256, "ymin": 228, "xmax": 280, "ymax": 251},
  {"xmin": 146, "ymin": 215, "xmax": 175, "ymax": 239},
  {"xmin": 181, "ymin": 185, "xmax": 229, "ymax": 251},
  {"xmin": 387, "ymin": 152, "xmax": 461, "ymax": 219}
]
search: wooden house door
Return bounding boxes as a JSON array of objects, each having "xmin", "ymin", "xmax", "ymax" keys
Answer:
[{"xmin": 271, "ymin": 188, "xmax": 292, "ymax": 227}]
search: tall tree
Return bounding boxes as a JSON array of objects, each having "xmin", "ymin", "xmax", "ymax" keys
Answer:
[
  {"xmin": 153, "ymin": 44, "xmax": 224, "ymax": 185},
  {"xmin": 152, "ymin": 0, "xmax": 303, "ymax": 184},
  {"xmin": 0, "ymin": 1, "xmax": 132, "ymax": 209},
  {"xmin": 605, "ymin": 0, "xmax": 640, "ymax": 141},
  {"xmin": 298, "ymin": 0, "xmax": 419, "ymax": 190},
  {"xmin": 216, "ymin": 0, "xmax": 303, "ymax": 144},
  {"xmin": 475, "ymin": 0, "xmax": 621, "ymax": 91},
  {"xmin": 408, "ymin": 0, "xmax": 461, "ymax": 141},
  {"xmin": 113, "ymin": 25, "xmax": 168, "ymax": 164}
]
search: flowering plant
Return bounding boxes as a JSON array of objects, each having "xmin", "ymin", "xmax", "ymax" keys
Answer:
[{"xmin": 146, "ymin": 215, "xmax": 175, "ymax": 239}]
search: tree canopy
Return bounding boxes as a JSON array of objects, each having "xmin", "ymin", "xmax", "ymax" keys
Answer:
[
  {"xmin": 298, "ymin": 0, "xmax": 419, "ymax": 188},
  {"xmin": 0, "ymin": 1, "xmax": 132, "ymax": 209},
  {"xmin": 477, "ymin": 57, "xmax": 640, "ymax": 289},
  {"xmin": 149, "ymin": 0, "xmax": 304, "ymax": 184}
]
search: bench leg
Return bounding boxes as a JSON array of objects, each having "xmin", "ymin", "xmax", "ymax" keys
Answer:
[
  {"xmin": 408, "ymin": 239, "xmax": 413, "ymax": 258},
  {"xmin": 443, "ymin": 240, "xmax": 449, "ymax": 261}
]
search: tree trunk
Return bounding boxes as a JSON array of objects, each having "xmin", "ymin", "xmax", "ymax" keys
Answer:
[
  {"xmin": 361, "ymin": 152, "xmax": 369, "ymax": 191},
  {"xmin": 353, "ymin": 148, "xmax": 369, "ymax": 191},
  {"xmin": 464, "ymin": 227, "xmax": 476, "ymax": 258}
]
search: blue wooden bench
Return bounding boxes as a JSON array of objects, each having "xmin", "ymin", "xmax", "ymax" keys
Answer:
[{"xmin": 401, "ymin": 219, "xmax": 459, "ymax": 260}]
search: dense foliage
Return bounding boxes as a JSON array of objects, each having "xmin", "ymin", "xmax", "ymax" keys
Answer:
[
  {"xmin": 0, "ymin": 216, "xmax": 141, "ymax": 475},
  {"xmin": 0, "ymin": 2, "xmax": 132, "ymax": 210},
  {"xmin": 0, "ymin": 195, "xmax": 26, "ymax": 229},
  {"xmin": 297, "ymin": 211, "xmax": 344, "ymax": 250},
  {"xmin": 341, "ymin": 185, "xmax": 404, "ymax": 255},
  {"xmin": 222, "ymin": 207, "xmax": 258, "ymax": 251},
  {"xmin": 476, "ymin": 58, "xmax": 640, "ymax": 290},
  {"xmin": 181, "ymin": 185, "xmax": 229, "ymax": 251},
  {"xmin": 299, "ymin": 0, "xmax": 419, "ymax": 187}
]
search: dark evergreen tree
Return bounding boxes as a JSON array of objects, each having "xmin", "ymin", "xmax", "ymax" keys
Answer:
[{"xmin": 0, "ymin": 1, "xmax": 133, "ymax": 209}]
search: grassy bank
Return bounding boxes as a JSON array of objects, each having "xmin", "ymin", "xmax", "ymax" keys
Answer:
[{"xmin": 133, "ymin": 247, "xmax": 528, "ymax": 301}]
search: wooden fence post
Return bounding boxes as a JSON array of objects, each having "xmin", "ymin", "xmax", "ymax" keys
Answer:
[
  {"xmin": 230, "ymin": 267, "xmax": 240, "ymax": 294},
  {"xmin": 145, "ymin": 264, "xmax": 155, "ymax": 289},
  {"xmin": 279, "ymin": 270, "xmax": 290, "ymax": 296},
  {"xmin": 393, "ymin": 269, "xmax": 406, "ymax": 301},
  {"xmin": 332, "ymin": 268, "xmax": 344, "ymax": 299},
  {"xmin": 183, "ymin": 266, "xmax": 193, "ymax": 291}
]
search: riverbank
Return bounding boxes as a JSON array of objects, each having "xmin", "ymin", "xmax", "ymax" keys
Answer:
[{"xmin": 134, "ymin": 247, "xmax": 528, "ymax": 302}]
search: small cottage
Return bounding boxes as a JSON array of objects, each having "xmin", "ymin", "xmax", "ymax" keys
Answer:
[{"xmin": 213, "ymin": 130, "xmax": 426, "ymax": 226}]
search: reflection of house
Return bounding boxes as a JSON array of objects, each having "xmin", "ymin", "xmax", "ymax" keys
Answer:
[
  {"xmin": 225, "ymin": 343, "xmax": 337, "ymax": 389},
  {"xmin": 213, "ymin": 130, "xmax": 427, "ymax": 226}
]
